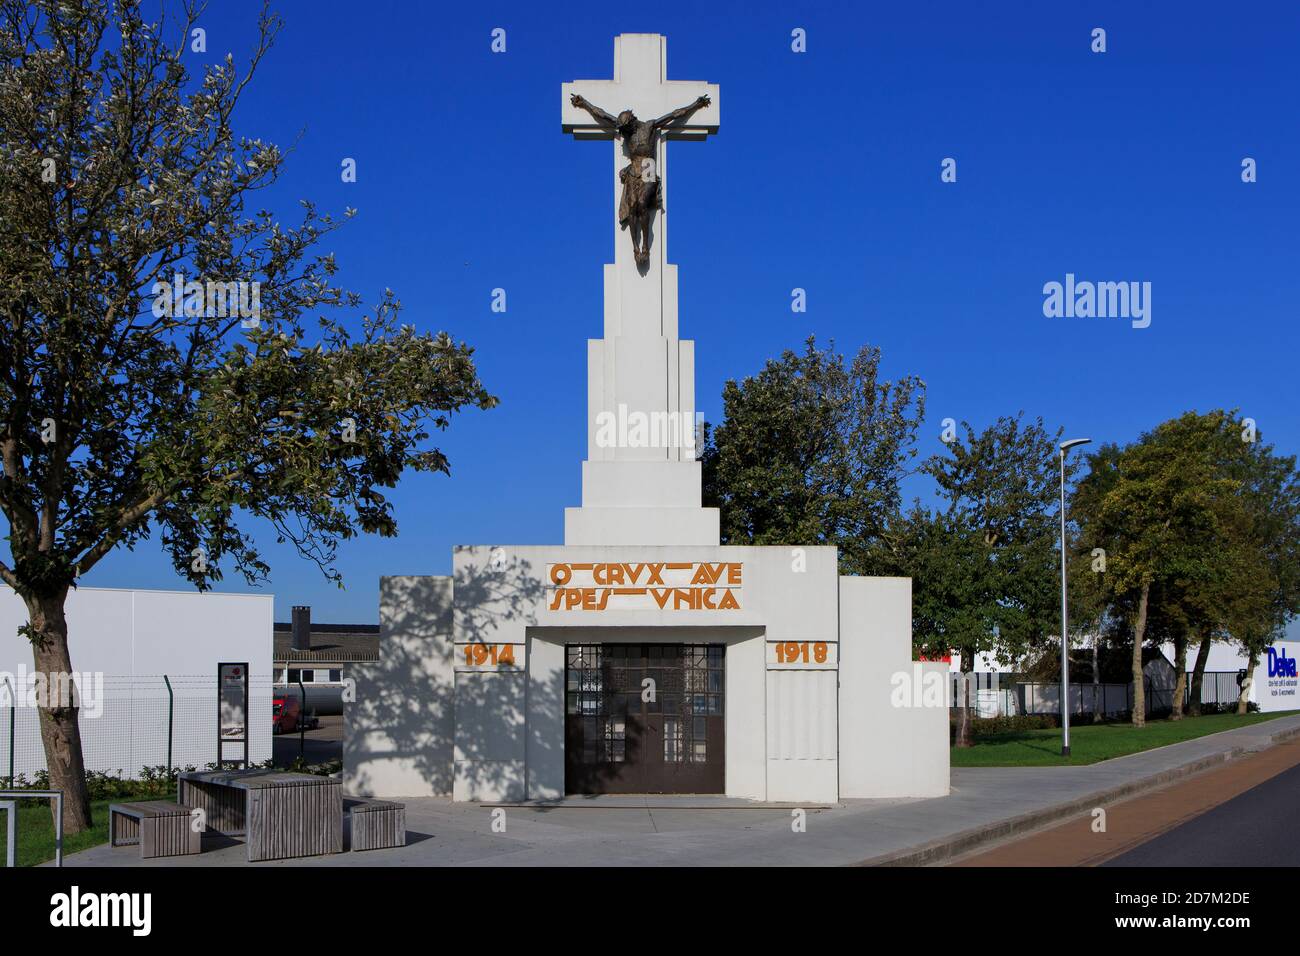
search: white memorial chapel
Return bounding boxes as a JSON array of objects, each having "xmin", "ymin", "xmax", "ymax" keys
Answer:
[{"xmin": 344, "ymin": 34, "xmax": 950, "ymax": 803}]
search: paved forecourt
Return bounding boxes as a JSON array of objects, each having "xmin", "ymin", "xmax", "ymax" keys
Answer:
[{"xmin": 59, "ymin": 713, "xmax": 1300, "ymax": 867}]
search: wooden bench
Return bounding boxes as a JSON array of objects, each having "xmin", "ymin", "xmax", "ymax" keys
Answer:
[
  {"xmin": 109, "ymin": 800, "xmax": 201, "ymax": 859},
  {"xmin": 344, "ymin": 797, "xmax": 406, "ymax": 851}
]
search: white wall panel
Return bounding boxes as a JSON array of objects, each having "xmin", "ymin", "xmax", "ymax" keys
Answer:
[
  {"xmin": 0, "ymin": 586, "xmax": 272, "ymax": 778},
  {"xmin": 766, "ymin": 669, "xmax": 837, "ymax": 760}
]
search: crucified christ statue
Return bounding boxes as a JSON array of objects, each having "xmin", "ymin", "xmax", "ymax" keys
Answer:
[{"xmin": 569, "ymin": 92, "xmax": 711, "ymax": 269}]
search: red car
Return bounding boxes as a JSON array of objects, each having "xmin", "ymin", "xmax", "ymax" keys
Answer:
[{"xmin": 272, "ymin": 694, "xmax": 302, "ymax": 734}]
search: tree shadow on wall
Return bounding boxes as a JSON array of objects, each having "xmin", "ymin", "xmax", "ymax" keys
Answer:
[{"xmin": 345, "ymin": 556, "xmax": 579, "ymax": 800}]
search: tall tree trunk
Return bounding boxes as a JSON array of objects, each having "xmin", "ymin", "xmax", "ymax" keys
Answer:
[
  {"xmin": 955, "ymin": 648, "xmax": 974, "ymax": 748},
  {"xmin": 25, "ymin": 590, "xmax": 94, "ymax": 834},
  {"xmin": 1187, "ymin": 630, "xmax": 1212, "ymax": 717},
  {"xmin": 1170, "ymin": 633, "xmax": 1188, "ymax": 720},
  {"xmin": 1131, "ymin": 582, "xmax": 1150, "ymax": 728},
  {"xmin": 1092, "ymin": 627, "xmax": 1102, "ymax": 723},
  {"xmin": 1237, "ymin": 650, "xmax": 1258, "ymax": 715}
]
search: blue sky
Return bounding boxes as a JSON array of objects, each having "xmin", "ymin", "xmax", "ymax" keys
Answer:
[{"xmin": 76, "ymin": 0, "xmax": 1300, "ymax": 622}]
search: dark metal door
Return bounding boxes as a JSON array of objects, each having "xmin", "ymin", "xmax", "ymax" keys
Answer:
[{"xmin": 564, "ymin": 643, "xmax": 725, "ymax": 794}]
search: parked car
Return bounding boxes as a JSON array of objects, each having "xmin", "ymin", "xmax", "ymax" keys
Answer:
[
  {"xmin": 272, "ymin": 694, "xmax": 301, "ymax": 734},
  {"xmin": 273, "ymin": 693, "xmax": 320, "ymax": 734}
]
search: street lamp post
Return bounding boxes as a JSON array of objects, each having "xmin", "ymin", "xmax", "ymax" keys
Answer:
[{"xmin": 1059, "ymin": 437, "xmax": 1091, "ymax": 757}]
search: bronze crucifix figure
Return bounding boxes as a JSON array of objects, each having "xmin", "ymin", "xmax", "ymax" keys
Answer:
[{"xmin": 569, "ymin": 92, "xmax": 711, "ymax": 269}]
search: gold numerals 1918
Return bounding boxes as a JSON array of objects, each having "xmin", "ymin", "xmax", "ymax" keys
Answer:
[{"xmin": 774, "ymin": 641, "xmax": 828, "ymax": 664}]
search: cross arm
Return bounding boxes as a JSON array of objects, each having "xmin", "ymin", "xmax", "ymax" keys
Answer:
[
  {"xmin": 569, "ymin": 93, "xmax": 619, "ymax": 128},
  {"xmin": 562, "ymin": 76, "xmax": 719, "ymax": 140},
  {"xmin": 562, "ymin": 81, "xmax": 621, "ymax": 139},
  {"xmin": 651, "ymin": 94, "xmax": 711, "ymax": 130}
]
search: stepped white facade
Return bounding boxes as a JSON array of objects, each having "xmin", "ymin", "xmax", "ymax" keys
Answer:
[{"xmin": 344, "ymin": 35, "xmax": 950, "ymax": 803}]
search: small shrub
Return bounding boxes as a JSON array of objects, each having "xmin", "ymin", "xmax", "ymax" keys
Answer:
[
  {"xmin": 971, "ymin": 714, "xmax": 1059, "ymax": 736},
  {"xmin": 283, "ymin": 756, "xmax": 341, "ymax": 777}
]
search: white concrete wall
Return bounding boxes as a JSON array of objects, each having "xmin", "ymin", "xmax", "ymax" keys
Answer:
[
  {"xmin": 344, "ymin": 576, "xmax": 455, "ymax": 797},
  {"xmin": 452, "ymin": 543, "xmax": 839, "ymax": 647},
  {"xmin": 946, "ymin": 651, "xmax": 1003, "ymax": 672},
  {"xmin": 766, "ymin": 667, "xmax": 838, "ymax": 801},
  {"xmin": 525, "ymin": 635, "xmax": 565, "ymax": 799},
  {"xmin": 0, "ymin": 586, "xmax": 272, "ymax": 778},
  {"xmin": 453, "ymin": 667, "xmax": 527, "ymax": 802},
  {"xmin": 837, "ymin": 576, "xmax": 950, "ymax": 799},
  {"xmin": 365, "ymin": 551, "xmax": 949, "ymax": 804},
  {"xmin": 448, "ymin": 544, "xmax": 840, "ymax": 802},
  {"xmin": 726, "ymin": 632, "xmax": 766, "ymax": 800},
  {"xmin": 1158, "ymin": 640, "xmax": 1252, "ymax": 675}
]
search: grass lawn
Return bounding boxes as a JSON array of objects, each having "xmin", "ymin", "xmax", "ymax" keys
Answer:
[
  {"xmin": 0, "ymin": 792, "xmax": 175, "ymax": 867},
  {"xmin": 951, "ymin": 711, "xmax": 1295, "ymax": 767}
]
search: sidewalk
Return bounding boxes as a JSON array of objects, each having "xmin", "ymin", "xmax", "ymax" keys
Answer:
[
  {"xmin": 950, "ymin": 735, "xmax": 1300, "ymax": 866},
  {"xmin": 59, "ymin": 713, "xmax": 1300, "ymax": 867}
]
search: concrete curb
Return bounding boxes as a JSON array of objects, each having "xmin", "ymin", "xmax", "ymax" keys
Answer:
[{"xmin": 854, "ymin": 721, "xmax": 1300, "ymax": 867}]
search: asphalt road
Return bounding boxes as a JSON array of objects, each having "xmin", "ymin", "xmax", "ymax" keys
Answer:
[
  {"xmin": 950, "ymin": 734, "xmax": 1300, "ymax": 867},
  {"xmin": 271, "ymin": 713, "xmax": 342, "ymax": 766},
  {"xmin": 1104, "ymin": 760, "xmax": 1300, "ymax": 867}
]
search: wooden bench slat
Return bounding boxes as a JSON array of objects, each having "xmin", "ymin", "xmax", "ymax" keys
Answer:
[
  {"xmin": 111, "ymin": 800, "xmax": 194, "ymax": 818},
  {"xmin": 109, "ymin": 801, "xmax": 201, "ymax": 859},
  {"xmin": 344, "ymin": 797, "xmax": 406, "ymax": 851},
  {"xmin": 345, "ymin": 797, "xmax": 403, "ymax": 811}
]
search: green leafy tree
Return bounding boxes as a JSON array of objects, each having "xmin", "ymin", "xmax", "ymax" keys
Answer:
[
  {"xmin": 1143, "ymin": 580, "xmax": 1202, "ymax": 719},
  {"xmin": 701, "ymin": 337, "xmax": 925, "ymax": 574},
  {"xmin": 0, "ymin": 1, "xmax": 496, "ymax": 832},
  {"xmin": 905, "ymin": 415, "xmax": 1069, "ymax": 746},
  {"xmin": 1217, "ymin": 431, "xmax": 1300, "ymax": 712},
  {"xmin": 887, "ymin": 505, "xmax": 994, "ymax": 745},
  {"xmin": 1074, "ymin": 413, "xmax": 1241, "ymax": 727},
  {"xmin": 1161, "ymin": 417, "xmax": 1267, "ymax": 718},
  {"xmin": 892, "ymin": 507, "xmax": 998, "ymax": 664}
]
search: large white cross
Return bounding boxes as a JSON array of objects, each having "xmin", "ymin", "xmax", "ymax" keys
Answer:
[
  {"xmin": 560, "ymin": 35, "xmax": 722, "ymax": 542},
  {"xmin": 561, "ymin": 33, "xmax": 719, "ymax": 294}
]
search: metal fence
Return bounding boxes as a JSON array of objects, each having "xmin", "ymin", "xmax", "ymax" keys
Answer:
[
  {"xmin": 949, "ymin": 672, "xmax": 1244, "ymax": 718},
  {"xmin": 947, "ymin": 674, "xmax": 1014, "ymax": 718},
  {"xmin": 2, "ymin": 675, "xmax": 273, "ymax": 784},
  {"xmin": 1019, "ymin": 681, "xmax": 1137, "ymax": 717},
  {"xmin": 1017, "ymin": 672, "xmax": 1242, "ymax": 717}
]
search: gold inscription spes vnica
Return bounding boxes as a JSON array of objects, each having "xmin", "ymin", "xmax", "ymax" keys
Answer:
[{"xmin": 545, "ymin": 561, "xmax": 743, "ymax": 611}]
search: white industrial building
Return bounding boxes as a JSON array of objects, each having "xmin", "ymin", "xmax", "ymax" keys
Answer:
[
  {"xmin": 944, "ymin": 632, "xmax": 1299, "ymax": 718},
  {"xmin": 0, "ymin": 586, "xmax": 273, "ymax": 779}
]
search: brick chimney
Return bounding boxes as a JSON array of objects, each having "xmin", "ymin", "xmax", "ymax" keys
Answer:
[{"xmin": 291, "ymin": 605, "xmax": 311, "ymax": 651}]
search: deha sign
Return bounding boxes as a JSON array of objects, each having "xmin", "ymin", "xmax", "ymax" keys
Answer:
[{"xmin": 1267, "ymin": 646, "xmax": 1297, "ymax": 678}]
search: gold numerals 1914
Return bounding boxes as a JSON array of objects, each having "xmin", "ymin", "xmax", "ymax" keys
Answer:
[{"xmin": 463, "ymin": 644, "xmax": 517, "ymax": 667}]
